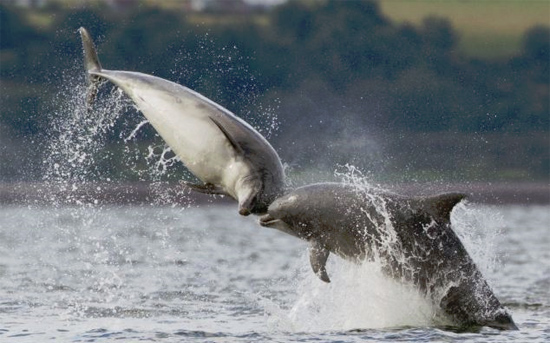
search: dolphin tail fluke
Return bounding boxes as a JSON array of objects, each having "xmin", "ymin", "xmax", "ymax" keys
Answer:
[
  {"xmin": 78, "ymin": 27, "xmax": 103, "ymax": 107},
  {"xmin": 79, "ymin": 27, "xmax": 102, "ymax": 73}
]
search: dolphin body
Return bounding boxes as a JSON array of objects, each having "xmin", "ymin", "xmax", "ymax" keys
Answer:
[
  {"xmin": 259, "ymin": 183, "xmax": 517, "ymax": 330},
  {"xmin": 79, "ymin": 27, "xmax": 285, "ymax": 215}
]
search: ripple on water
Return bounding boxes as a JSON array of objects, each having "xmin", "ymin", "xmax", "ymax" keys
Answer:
[{"xmin": 0, "ymin": 205, "xmax": 548, "ymax": 342}]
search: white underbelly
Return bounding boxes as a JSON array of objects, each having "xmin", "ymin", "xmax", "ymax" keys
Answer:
[{"xmin": 130, "ymin": 87, "xmax": 249, "ymax": 196}]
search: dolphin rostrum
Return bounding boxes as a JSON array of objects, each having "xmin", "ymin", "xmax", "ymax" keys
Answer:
[
  {"xmin": 79, "ymin": 27, "xmax": 285, "ymax": 215},
  {"xmin": 259, "ymin": 183, "xmax": 517, "ymax": 330}
]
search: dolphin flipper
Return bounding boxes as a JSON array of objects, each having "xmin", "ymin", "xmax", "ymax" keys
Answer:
[
  {"xmin": 309, "ymin": 240, "xmax": 331, "ymax": 283},
  {"xmin": 181, "ymin": 181, "xmax": 227, "ymax": 195}
]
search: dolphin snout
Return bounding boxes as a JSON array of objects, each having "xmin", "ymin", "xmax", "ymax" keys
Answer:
[
  {"xmin": 259, "ymin": 213, "xmax": 279, "ymax": 227},
  {"xmin": 239, "ymin": 206, "xmax": 251, "ymax": 216}
]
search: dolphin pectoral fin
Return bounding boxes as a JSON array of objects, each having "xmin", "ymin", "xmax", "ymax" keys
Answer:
[
  {"xmin": 181, "ymin": 181, "xmax": 227, "ymax": 196},
  {"xmin": 309, "ymin": 240, "xmax": 331, "ymax": 283},
  {"xmin": 209, "ymin": 117, "xmax": 245, "ymax": 155}
]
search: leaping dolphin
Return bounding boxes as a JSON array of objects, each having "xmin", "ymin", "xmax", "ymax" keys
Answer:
[
  {"xmin": 79, "ymin": 27, "xmax": 516, "ymax": 331},
  {"xmin": 79, "ymin": 27, "xmax": 285, "ymax": 215},
  {"xmin": 259, "ymin": 183, "xmax": 517, "ymax": 330}
]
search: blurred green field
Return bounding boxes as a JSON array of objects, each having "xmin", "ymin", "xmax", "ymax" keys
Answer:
[
  {"xmin": 380, "ymin": 0, "xmax": 550, "ymax": 59},
  {"xmin": 20, "ymin": 0, "xmax": 549, "ymax": 60}
]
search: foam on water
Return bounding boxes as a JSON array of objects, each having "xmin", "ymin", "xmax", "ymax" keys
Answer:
[
  {"xmin": 286, "ymin": 258, "xmax": 438, "ymax": 331},
  {"xmin": 263, "ymin": 165, "xmax": 439, "ymax": 331},
  {"xmin": 263, "ymin": 165, "xmax": 506, "ymax": 332},
  {"xmin": 42, "ymin": 66, "xmax": 195, "ymax": 206}
]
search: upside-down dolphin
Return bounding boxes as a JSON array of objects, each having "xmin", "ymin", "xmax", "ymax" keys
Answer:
[
  {"xmin": 79, "ymin": 27, "xmax": 285, "ymax": 215},
  {"xmin": 259, "ymin": 183, "xmax": 517, "ymax": 330}
]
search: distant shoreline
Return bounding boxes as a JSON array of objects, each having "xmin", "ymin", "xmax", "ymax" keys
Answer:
[
  {"xmin": 385, "ymin": 182, "xmax": 549, "ymax": 205},
  {"xmin": 0, "ymin": 182, "xmax": 548, "ymax": 206}
]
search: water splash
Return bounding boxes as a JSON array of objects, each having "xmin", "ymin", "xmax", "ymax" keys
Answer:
[
  {"xmin": 170, "ymin": 32, "xmax": 280, "ymax": 140},
  {"xmin": 335, "ymin": 164, "xmax": 410, "ymax": 275},
  {"xmin": 44, "ymin": 83, "xmax": 123, "ymax": 184},
  {"xmin": 41, "ymin": 65, "xmax": 194, "ymax": 206},
  {"xmin": 273, "ymin": 165, "xmax": 505, "ymax": 331},
  {"xmin": 267, "ymin": 165, "xmax": 435, "ymax": 331},
  {"xmin": 41, "ymin": 72, "xmax": 127, "ymax": 206},
  {"xmin": 285, "ymin": 257, "xmax": 439, "ymax": 331},
  {"xmin": 451, "ymin": 203, "xmax": 503, "ymax": 278}
]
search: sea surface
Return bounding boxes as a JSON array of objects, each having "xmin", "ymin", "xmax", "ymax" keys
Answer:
[{"xmin": 0, "ymin": 202, "xmax": 548, "ymax": 342}]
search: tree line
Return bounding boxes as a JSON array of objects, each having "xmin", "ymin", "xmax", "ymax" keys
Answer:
[{"xmin": 0, "ymin": 1, "xmax": 548, "ymax": 181}]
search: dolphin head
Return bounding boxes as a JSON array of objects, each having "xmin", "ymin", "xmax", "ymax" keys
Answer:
[
  {"xmin": 236, "ymin": 171, "xmax": 286, "ymax": 216},
  {"xmin": 259, "ymin": 192, "xmax": 298, "ymax": 221},
  {"xmin": 258, "ymin": 191, "xmax": 314, "ymax": 239},
  {"xmin": 236, "ymin": 177, "xmax": 263, "ymax": 216}
]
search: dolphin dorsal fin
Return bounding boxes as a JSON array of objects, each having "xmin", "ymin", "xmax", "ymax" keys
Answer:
[
  {"xmin": 424, "ymin": 193, "xmax": 467, "ymax": 222},
  {"xmin": 309, "ymin": 240, "xmax": 330, "ymax": 283}
]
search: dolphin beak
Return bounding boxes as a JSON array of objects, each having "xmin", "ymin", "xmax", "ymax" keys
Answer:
[
  {"xmin": 239, "ymin": 206, "xmax": 251, "ymax": 216},
  {"xmin": 259, "ymin": 214, "xmax": 301, "ymax": 239},
  {"xmin": 237, "ymin": 194, "xmax": 254, "ymax": 216},
  {"xmin": 259, "ymin": 214, "xmax": 280, "ymax": 227}
]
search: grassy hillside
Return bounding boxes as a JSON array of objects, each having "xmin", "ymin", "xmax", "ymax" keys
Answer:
[{"xmin": 379, "ymin": 0, "xmax": 550, "ymax": 59}]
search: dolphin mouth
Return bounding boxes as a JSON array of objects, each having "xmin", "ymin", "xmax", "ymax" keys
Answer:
[
  {"xmin": 258, "ymin": 214, "xmax": 281, "ymax": 227},
  {"xmin": 239, "ymin": 207, "xmax": 251, "ymax": 216}
]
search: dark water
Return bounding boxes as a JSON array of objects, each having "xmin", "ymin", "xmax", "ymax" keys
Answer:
[{"xmin": 0, "ymin": 203, "xmax": 548, "ymax": 342}]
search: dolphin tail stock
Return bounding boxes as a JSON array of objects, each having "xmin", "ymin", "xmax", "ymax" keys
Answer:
[{"xmin": 78, "ymin": 27, "xmax": 103, "ymax": 108}]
